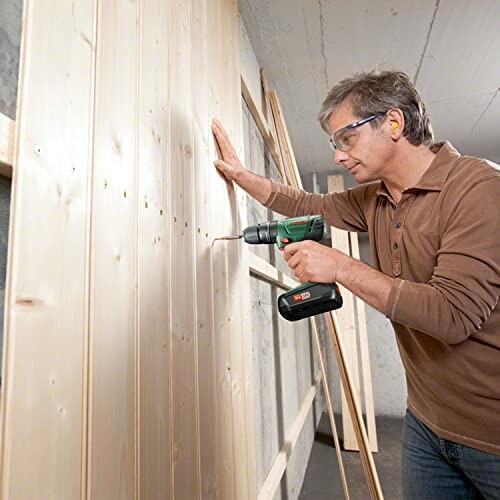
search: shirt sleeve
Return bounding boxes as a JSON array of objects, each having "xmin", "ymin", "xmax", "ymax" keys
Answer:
[
  {"xmin": 386, "ymin": 176, "xmax": 500, "ymax": 344},
  {"xmin": 262, "ymin": 179, "xmax": 373, "ymax": 232}
]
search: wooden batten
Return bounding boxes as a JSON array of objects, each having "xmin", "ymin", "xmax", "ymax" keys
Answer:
[
  {"xmin": 241, "ymin": 72, "xmax": 285, "ymax": 180},
  {"xmin": 328, "ymin": 175, "xmax": 361, "ymax": 452},
  {"xmin": 309, "ymin": 319, "xmax": 350, "ymax": 499},
  {"xmin": 248, "ymin": 251, "xmax": 298, "ymax": 290},
  {"xmin": 325, "ymin": 312, "xmax": 383, "ymax": 499},
  {"xmin": 258, "ymin": 372, "xmax": 322, "ymax": 500},
  {"xmin": 0, "ymin": 113, "xmax": 14, "ymax": 178},
  {"xmin": 350, "ymin": 233, "xmax": 378, "ymax": 452}
]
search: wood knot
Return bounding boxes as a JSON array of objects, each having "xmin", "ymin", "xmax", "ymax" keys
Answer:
[
  {"xmin": 184, "ymin": 145, "xmax": 192, "ymax": 158},
  {"xmin": 16, "ymin": 297, "xmax": 43, "ymax": 307},
  {"xmin": 112, "ymin": 138, "xmax": 122, "ymax": 156}
]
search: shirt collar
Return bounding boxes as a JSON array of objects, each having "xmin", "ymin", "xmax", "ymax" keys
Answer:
[{"xmin": 376, "ymin": 141, "xmax": 461, "ymax": 201}]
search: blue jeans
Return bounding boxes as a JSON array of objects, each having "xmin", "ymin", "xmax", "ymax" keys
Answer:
[{"xmin": 401, "ymin": 409, "xmax": 500, "ymax": 499}]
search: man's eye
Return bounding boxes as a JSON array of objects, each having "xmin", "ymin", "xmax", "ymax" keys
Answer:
[{"xmin": 342, "ymin": 134, "xmax": 354, "ymax": 144}]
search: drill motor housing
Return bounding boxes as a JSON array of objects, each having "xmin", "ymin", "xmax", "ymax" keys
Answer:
[
  {"xmin": 243, "ymin": 215, "xmax": 343, "ymax": 321},
  {"xmin": 243, "ymin": 215, "xmax": 326, "ymax": 247}
]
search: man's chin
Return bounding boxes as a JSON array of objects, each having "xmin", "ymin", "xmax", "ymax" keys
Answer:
[{"xmin": 351, "ymin": 169, "xmax": 371, "ymax": 184}]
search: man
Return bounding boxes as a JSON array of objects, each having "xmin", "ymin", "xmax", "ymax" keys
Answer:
[{"xmin": 212, "ymin": 70, "xmax": 500, "ymax": 499}]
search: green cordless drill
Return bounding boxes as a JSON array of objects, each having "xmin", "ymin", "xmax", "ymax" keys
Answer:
[{"xmin": 236, "ymin": 215, "xmax": 343, "ymax": 321}]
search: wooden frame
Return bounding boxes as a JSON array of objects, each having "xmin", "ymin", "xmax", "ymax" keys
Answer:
[{"xmin": 0, "ymin": 113, "xmax": 14, "ymax": 178}]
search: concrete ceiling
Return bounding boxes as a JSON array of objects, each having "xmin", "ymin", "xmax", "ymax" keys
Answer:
[{"xmin": 239, "ymin": 0, "xmax": 500, "ymax": 192}]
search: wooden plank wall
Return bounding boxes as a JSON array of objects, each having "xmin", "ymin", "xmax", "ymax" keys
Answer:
[{"xmin": 0, "ymin": 0, "xmax": 256, "ymax": 498}]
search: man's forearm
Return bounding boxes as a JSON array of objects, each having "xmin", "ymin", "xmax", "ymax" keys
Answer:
[
  {"xmin": 336, "ymin": 252, "xmax": 393, "ymax": 315},
  {"xmin": 234, "ymin": 168, "xmax": 273, "ymax": 205}
]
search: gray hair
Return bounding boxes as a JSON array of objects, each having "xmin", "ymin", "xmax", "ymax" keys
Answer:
[{"xmin": 318, "ymin": 70, "xmax": 434, "ymax": 146}]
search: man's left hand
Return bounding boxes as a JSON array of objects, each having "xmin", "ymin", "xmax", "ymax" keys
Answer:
[{"xmin": 283, "ymin": 240, "xmax": 344, "ymax": 283}]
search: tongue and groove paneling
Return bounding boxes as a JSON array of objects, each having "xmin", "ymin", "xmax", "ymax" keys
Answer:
[{"xmin": 0, "ymin": 0, "xmax": 255, "ymax": 498}]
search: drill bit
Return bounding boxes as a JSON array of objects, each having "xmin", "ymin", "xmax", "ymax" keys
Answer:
[{"xmin": 213, "ymin": 234, "xmax": 243, "ymax": 242}]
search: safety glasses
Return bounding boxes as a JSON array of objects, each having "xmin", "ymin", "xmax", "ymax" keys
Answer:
[{"xmin": 329, "ymin": 113, "xmax": 385, "ymax": 152}]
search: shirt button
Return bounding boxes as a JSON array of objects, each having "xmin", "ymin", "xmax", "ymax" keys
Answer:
[
  {"xmin": 394, "ymin": 222, "xmax": 401, "ymax": 229},
  {"xmin": 393, "ymin": 243, "xmax": 398, "ymax": 250}
]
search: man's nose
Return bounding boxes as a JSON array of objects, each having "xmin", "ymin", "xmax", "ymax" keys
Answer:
[{"xmin": 334, "ymin": 148, "xmax": 350, "ymax": 164}]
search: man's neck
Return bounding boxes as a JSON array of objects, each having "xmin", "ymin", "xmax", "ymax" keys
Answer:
[{"xmin": 382, "ymin": 143, "xmax": 436, "ymax": 203}]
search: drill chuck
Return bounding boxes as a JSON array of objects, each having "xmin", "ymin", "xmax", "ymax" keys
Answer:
[
  {"xmin": 243, "ymin": 221, "xmax": 279, "ymax": 244},
  {"xmin": 243, "ymin": 215, "xmax": 326, "ymax": 246}
]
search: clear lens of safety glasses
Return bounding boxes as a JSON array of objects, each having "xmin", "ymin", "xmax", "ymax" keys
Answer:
[{"xmin": 329, "ymin": 113, "xmax": 385, "ymax": 152}]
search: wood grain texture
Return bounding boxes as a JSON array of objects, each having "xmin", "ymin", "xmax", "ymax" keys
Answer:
[
  {"xmin": 87, "ymin": 0, "xmax": 139, "ymax": 497},
  {"xmin": 169, "ymin": 0, "xmax": 201, "ymax": 496},
  {"xmin": 192, "ymin": 0, "xmax": 219, "ymax": 496},
  {"xmin": 1, "ymin": 1, "xmax": 256, "ymax": 498},
  {"xmin": 137, "ymin": 0, "xmax": 172, "ymax": 497},
  {"xmin": 0, "ymin": 0, "xmax": 96, "ymax": 497}
]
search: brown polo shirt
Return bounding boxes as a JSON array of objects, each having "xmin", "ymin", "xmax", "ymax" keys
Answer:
[{"xmin": 263, "ymin": 142, "xmax": 500, "ymax": 455}]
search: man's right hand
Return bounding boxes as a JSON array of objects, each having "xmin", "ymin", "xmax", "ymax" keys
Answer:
[
  {"xmin": 211, "ymin": 117, "xmax": 273, "ymax": 204},
  {"xmin": 211, "ymin": 118, "xmax": 245, "ymax": 183}
]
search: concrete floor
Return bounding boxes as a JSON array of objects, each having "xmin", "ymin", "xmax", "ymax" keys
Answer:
[{"xmin": 300, "ymin": 413, "xmax": 404, "ymax": 500}]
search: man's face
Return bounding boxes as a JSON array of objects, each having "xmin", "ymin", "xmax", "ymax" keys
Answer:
[{"xmin": 328, "ymin": 102, "xmax": 391, "ymax": 183}]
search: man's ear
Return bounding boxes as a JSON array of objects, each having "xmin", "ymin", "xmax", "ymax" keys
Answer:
[{"xmin": 386, "ymin": 108, "xmax": 404, "ymax": 140}]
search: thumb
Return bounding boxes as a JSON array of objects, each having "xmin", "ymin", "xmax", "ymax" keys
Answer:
[
  {"xmin": 214, "ymin": 159, "xmax": 233, "ymax": 181},
  {"xmin": 214, "ymin": 159, "xmax": 230, "ymax": 171}
]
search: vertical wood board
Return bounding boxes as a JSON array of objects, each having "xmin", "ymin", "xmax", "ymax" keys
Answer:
[
  {"xmin": 0, "ymin": 0, "xmax": 96, "ymax": 497},
  {"xmin": 169, "ymin": 0, "xmax": 201, "ymax": 496},
  {"xmin": 87, "ymin": 0, "xmax": 139, "ymax": 497},
  {"xmin": 137, "ymin": 0, "xmax": 172, "ymax": 497}
]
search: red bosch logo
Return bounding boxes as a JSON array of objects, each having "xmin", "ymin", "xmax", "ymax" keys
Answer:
[{"xmin": 293, "ymin": 291, "xmax": 311, "ymax": 302}]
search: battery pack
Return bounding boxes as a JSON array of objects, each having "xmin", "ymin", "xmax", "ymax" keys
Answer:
[{"xmin": 278, "ymin": 282, "xmax": 343, "ymax": 322}]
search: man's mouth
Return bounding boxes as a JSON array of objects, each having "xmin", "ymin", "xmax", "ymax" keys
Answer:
[{"xmin": 346, "ymin": 162, "xmax": 359, "ymax": 172}]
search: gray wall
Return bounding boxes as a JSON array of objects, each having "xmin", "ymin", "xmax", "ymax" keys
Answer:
[
  {"xmin": 0, "ymin": 0, "xmax": 21, "ymax": 120},
  {"xmin": 0, "ymin": 0, "xmax": 20, "ymax": 377}
]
